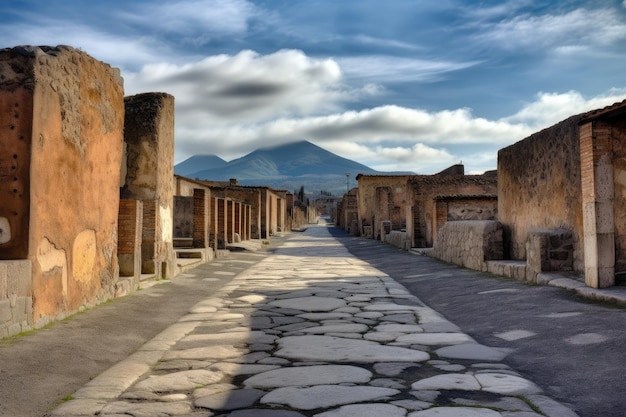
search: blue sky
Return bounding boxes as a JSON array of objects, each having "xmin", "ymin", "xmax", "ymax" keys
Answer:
[{"xmin": 3, "ymin": 0, "xmax": 626, "ymax": 174}]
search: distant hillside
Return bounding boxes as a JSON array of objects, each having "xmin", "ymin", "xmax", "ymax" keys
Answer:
[
  {"xmin": 174, "ymin": 154, "xmax": 228, "ymax": 176},
  {"xmin": 175, "ymin": 141, "xmax": 394, "ymax": 194}
]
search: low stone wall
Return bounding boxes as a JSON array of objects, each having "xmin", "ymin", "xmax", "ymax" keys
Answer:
[
  {"xmin": 434, "ymin": 220, "xmax": 504, "ymax": 272},
  {"xmin": 383, "ymin": 230, "xmax": 411, "ymax": 250}
]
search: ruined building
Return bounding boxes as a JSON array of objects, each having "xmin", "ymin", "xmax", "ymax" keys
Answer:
[
  {"xmin": 355, "ymin": 166, "xmax": 497, "ymax": 250},
  {"xmin": 431, "ymin": 100, "xmax": 626, "ymax": 289},
  {"xmin": 497, "ymin": 100, "xmax": 626, "ymax": 288},
  {"xmin": 0, "ymin": 45, "xmax": 292, "ymax": 338}
]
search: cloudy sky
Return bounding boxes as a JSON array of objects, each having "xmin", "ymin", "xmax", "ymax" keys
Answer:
[{"xmin": 2, "ymin": 0, "xmax": 626, "ymax": 174}]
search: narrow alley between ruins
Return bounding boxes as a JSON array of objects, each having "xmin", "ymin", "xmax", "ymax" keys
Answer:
[{"xmin": 31, "ymin": 219, "xmax": 625, "ymax": 417}]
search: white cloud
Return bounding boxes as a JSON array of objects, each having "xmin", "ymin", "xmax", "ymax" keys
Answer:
[
  {"xmin": 144, "ymin": 49, "xmax": 625, "ymax": 173},
  {"xmin": 504, "ymin": 89, "xmax": 626, "ymax": 128},
  {"xmin": 350, "ymin": 35, "xmax": 422, "ymax": 51},
  {"xmin": 126, "ymin": 49, "xmax": 350, "ymax": 123},
  {"xmin": 118, "ymin": 0, "xmax": 257, "ymax": 43},
  {"xmin": 475, "ymin": 8, "xmax": 626, "ymax": 50},
  {"xmin": 0, "ymin": 21, "xmax": 168, "ymax": 70},
  {"xmin": 170, "ymin": 85, "xmax": 626, "ymax": 174},
  {"xmin": 336, "ymin": 56, "xmax": 480, "ymax": 83}
]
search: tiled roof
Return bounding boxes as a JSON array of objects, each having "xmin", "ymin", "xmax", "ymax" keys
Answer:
[{"xmin": 580, "ymin": 98, "xmax": 626, "ymax": 123}]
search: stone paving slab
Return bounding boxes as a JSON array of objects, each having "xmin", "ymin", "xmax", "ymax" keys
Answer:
[{"xmin": 46, "ymin": 224, "xmax": 579, "ymax": 417}]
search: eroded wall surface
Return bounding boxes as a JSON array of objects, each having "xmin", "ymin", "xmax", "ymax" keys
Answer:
[
  {"xmin": 0, "ymin": 46, "xmax": 124, "ymax": 326},
  {"xmin": 498, "ymin": 115, "xmax": 584, "ymax": 272},
  {"xmin": 122, "ymin": 93, "xmax": 175, "ymax": 278}
]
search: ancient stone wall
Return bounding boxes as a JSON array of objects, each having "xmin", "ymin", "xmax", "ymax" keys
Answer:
[
  {"xmin": 356, "ymin": 175, "xmax": 411, "ymax": 241},
  {"xmin": 410, "ymin": 173, "xmax": 498, "ymax": 248},
  {"xmin": 434, "ymin": 195, "xmax": 498, "ymax": 236},
  {"xmin": 0, "ymin": 46, "xmax": 125, "ymax": 327},
  {"xmin": 122, "ymin": 92, "xmax": 176, "ymax": 279},
  {"xmin": 498, "ymin": 115, "xmax": 584, "ymax": 272},
  {"xmin": 434, "ymin": 220, "xmax": 504, "ymax": 272}
]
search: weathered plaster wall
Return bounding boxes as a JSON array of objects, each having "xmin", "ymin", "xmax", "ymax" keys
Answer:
[
  {"xmin": 122, "ymin": 93, "xmax": 176, "ymax": 279},
  {"xmin": 0, "ymin": 46, "xmax": 125, "ymax": 325},
  {"xmin": 498, "ymin": 115, "xmax": 584, "ymax": 272}
]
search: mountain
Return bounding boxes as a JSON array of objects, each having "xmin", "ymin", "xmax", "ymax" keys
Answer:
[
  {"xmin": 174, "ymin": 154, "xmax": 228, "ymax": 176},
  {"xmin": 175, "ymin": 140, "xmax": 404, "ymax": 194}
]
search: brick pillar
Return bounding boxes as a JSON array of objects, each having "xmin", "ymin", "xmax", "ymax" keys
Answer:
[
  {"xmin": 192, "ymin": 189, "xmax": 209, "ymax": 248},
  {"xmin": 141, "ymin": 200, "xmax": 157, "ymax": 275},
  {"xmin": 227, "ymin": 200, "xmax": 234, "ymax": 244},
  {"xmin": 580, "ymin": 121, "xmax": 615, "ymax": 288},
  {"xmin": 234, "ymin": 202, "xmax": 241, "ymax": 241},
  {"xmin": 118, "ymin": 199, "xmax": 143, "ymax": 280},
  {"xmin": 277, "ymin": 198, "xmax": 284, "ymax": 233},
  {"xmin": 435, "ymin": 199, "xmax": 449, "ymax": 236},
  {"xmin": 210, "ymin": 197, "xmax": 217, "ymax": 249},
  {"xmin": 217, "ymin": 198, "xmax": 226, "ymax": 248},
  {"xmin": 244, "ymin": 205, "xmax": 250, "ymax": 240}
]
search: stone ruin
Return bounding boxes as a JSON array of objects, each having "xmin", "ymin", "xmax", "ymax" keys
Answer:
[{"xmin": 0, "ymin": 45, "xmax": 297, "ymax": 338}]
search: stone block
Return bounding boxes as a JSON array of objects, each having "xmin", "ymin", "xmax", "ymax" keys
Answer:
[
  {"xmin": 0, "ymin": 299, "xmax": 11, "ymax": 323},
  {"xmin": 12, "ymin": 296, "xmax": 27, "ymax": 323}
]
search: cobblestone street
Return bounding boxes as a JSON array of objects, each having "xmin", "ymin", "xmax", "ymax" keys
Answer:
[{"xmin": 46, "ymin": 221, "xmax": 587, "ymax": 417}]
